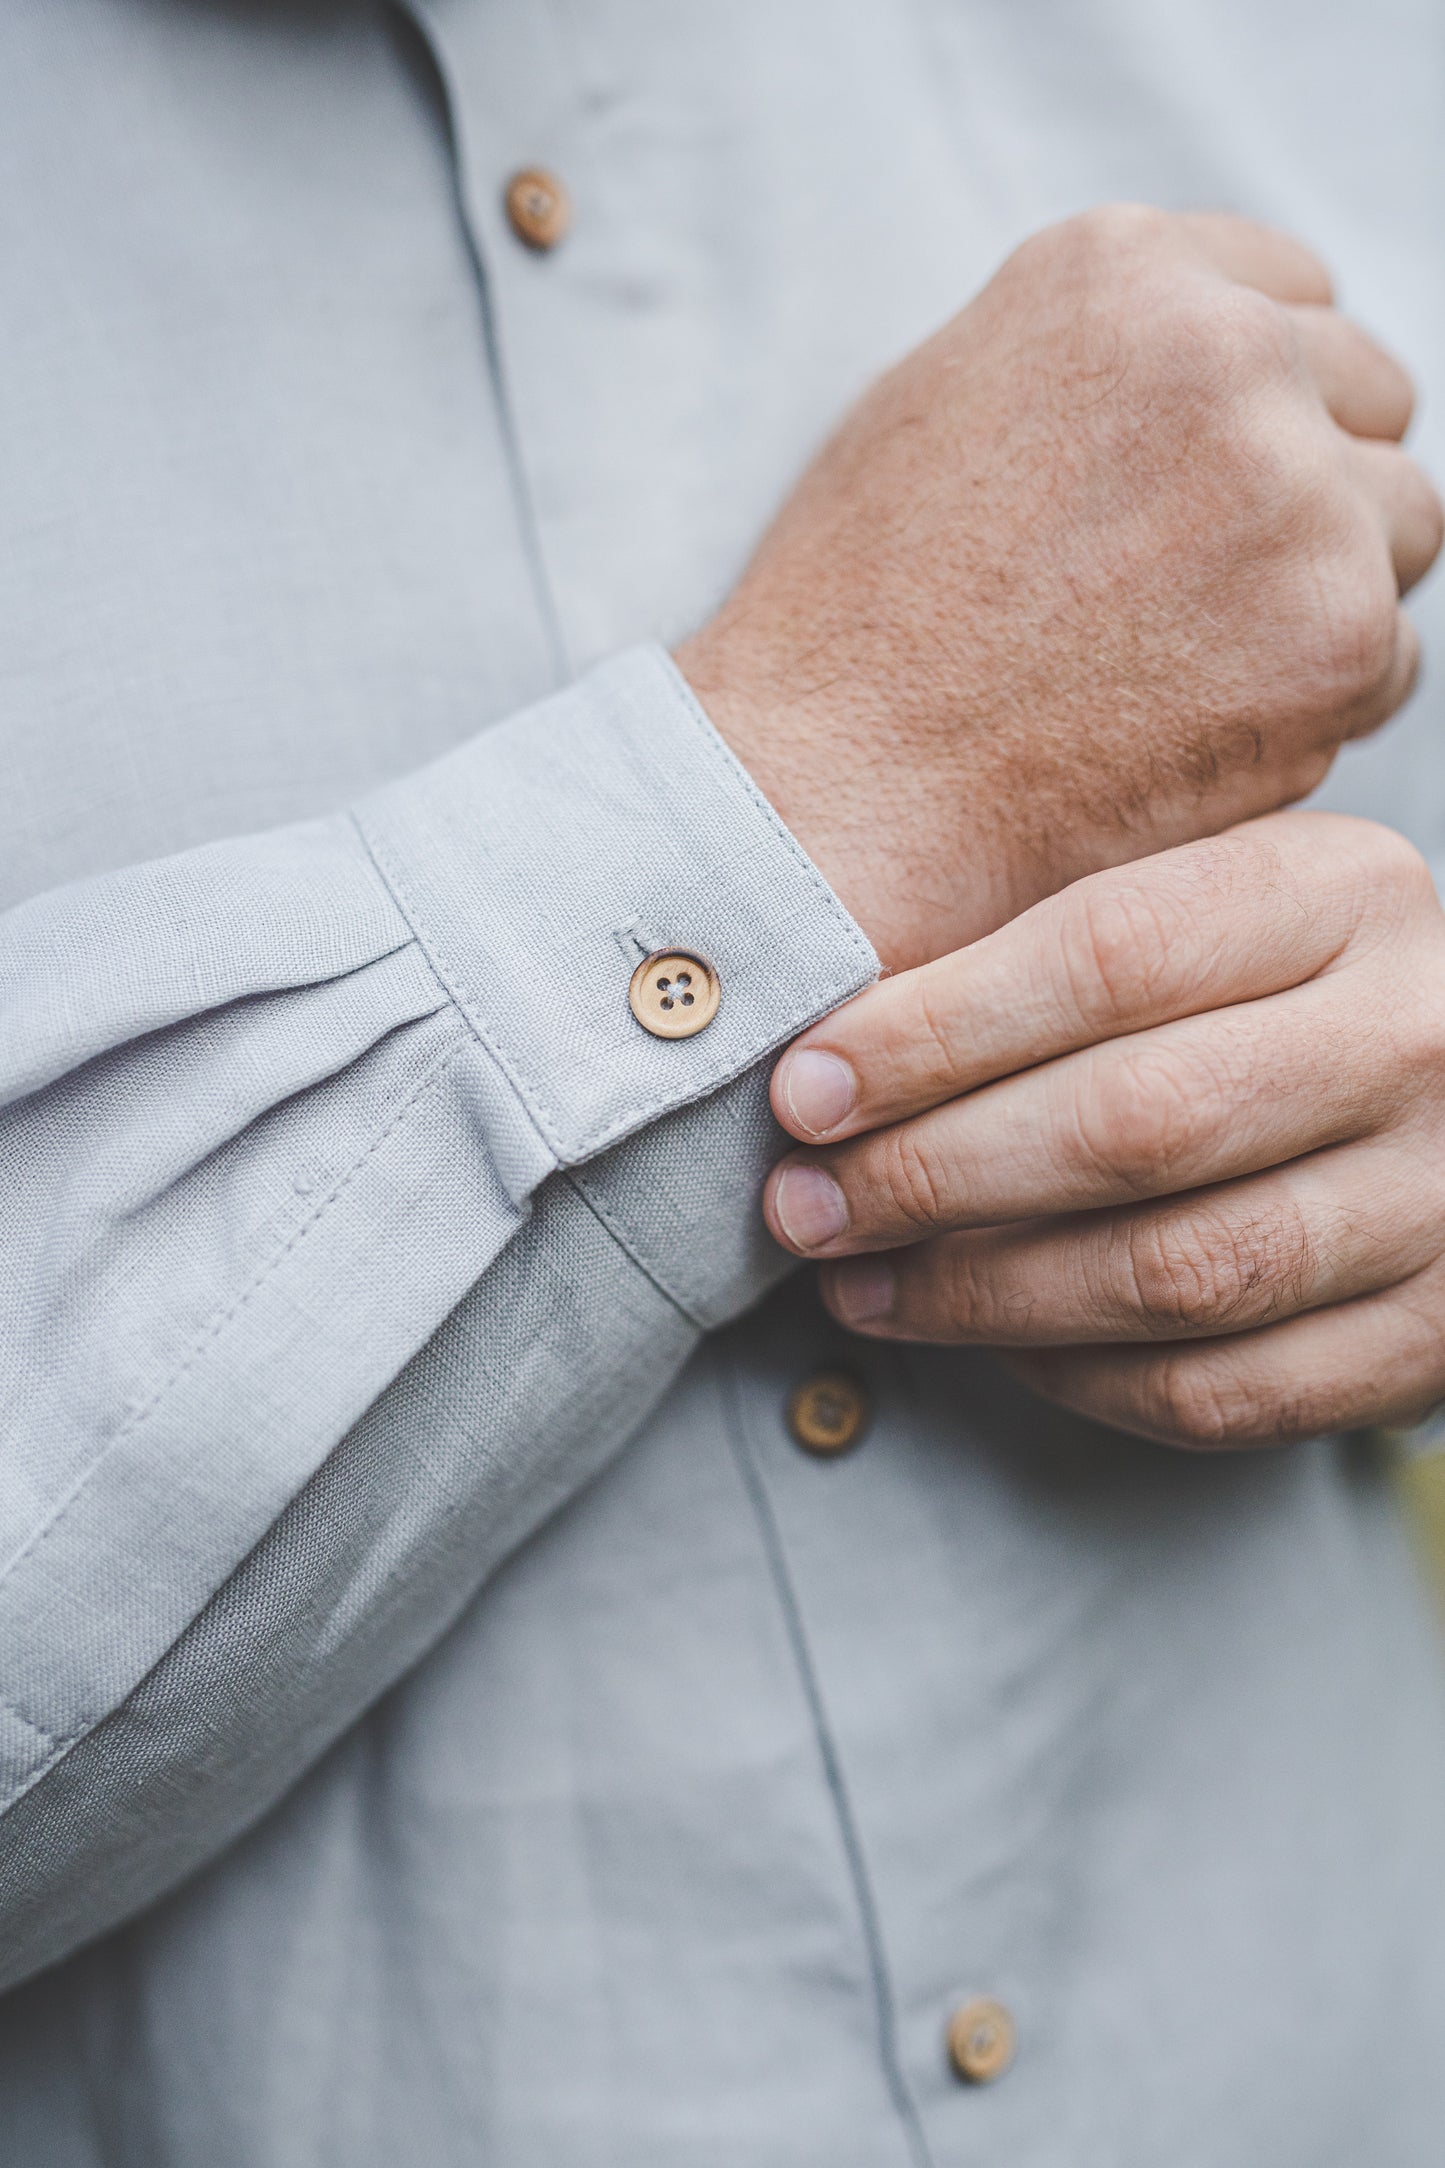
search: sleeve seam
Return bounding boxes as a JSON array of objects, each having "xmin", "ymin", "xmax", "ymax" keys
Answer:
[
  {"xmin": 0, "ymin": 1034, "xmax": 475, "ymax": 1688},
  {"xmin": 0, "ymin": 1162, "xmax": 703, "ymax": 1821},
  {"xmin": 561, "ymin": 1169, "xmax": 707, "ymax": 1332}
]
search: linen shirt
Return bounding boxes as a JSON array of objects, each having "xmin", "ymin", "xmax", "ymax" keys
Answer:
[{"xmin": 3, "ymin": 1, "xmax": 1445, "ymax": 2161}]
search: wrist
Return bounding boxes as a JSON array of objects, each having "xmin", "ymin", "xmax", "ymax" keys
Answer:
[
  {"xmin": 674, "ymin": 631, "xmax": 1015, "ymax": 972},
  {"xmin": 674, "ymin": 636, "xmax": 895, "ymax": 963}
]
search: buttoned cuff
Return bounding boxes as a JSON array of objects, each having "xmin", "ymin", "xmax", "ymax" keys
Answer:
[{"xmin": 352, "ymin": 643, "xmax": 879, "ymax": 1168}]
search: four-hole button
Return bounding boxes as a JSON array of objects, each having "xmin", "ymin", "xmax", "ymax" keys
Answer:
[{"xmin": 628, "ymin": 951, "xmax": 721, "ymax": 1039}]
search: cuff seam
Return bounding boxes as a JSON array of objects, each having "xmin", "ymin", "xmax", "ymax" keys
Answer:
[
  {"xmin": 350, "ymin": 810, "xmax": 559, "ymax": 1164},
  {"xmin": 353, "ymin": 650, "xmax": 877, "ymax": 1166}
]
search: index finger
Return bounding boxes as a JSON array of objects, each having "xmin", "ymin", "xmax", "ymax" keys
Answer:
[{"xmin": 772, "ymin": 814, "xmax": 1368, "ymax": 1145}]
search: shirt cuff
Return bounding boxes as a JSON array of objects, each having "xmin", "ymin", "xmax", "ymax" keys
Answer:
[{"xmin": 352, "ymin": 643, "xmax": 879, "ymax": 1167}]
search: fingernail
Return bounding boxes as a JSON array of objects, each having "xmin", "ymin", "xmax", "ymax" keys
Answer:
[
  {"xmin": 772, "ymin": 1163, "xmax": 849, "ymax": 1251},
  {"xmin": 826, "ymin": 1260, "xmax": 896, "ymax": 1327},
  {"xmin": 778, "ymin": 1049, "xmax": 857, "ymax": 1139}
]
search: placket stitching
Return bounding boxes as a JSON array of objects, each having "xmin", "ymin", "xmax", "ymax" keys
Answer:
[{"xmin": 719, "ymin": 1348, "xmax": 939, "ymax": 2168}]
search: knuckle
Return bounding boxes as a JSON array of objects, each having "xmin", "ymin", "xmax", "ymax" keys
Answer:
[
  {"xmin": 1061, "ymin": 838, "xmax": 1264, "ymax": 1023},
  {"xmin": 936, "ymin": 1246, "xmax": 1014, "ymax": 1338},
  {"xmin": 1336, "ymin": 579, "xmax": 1400, "ymax": 693},
  {"xmin": 1390, "ymin": 1013, "xmax": 1445, "ymax": 1101},
  {"xmin": 910, "ymin": 975, "xmax": 968, "ymax": 1086},
  {"xmin": 1255, "ymin": 812, "xmax": 1394, "ymax": 948},
  {"xmin": 1273, "ymin": 555, "xmax": 1403, "ymax": 715},
  {"xmin": 1299, "ymin": 553, "xmax": 1399, "ymax": 708},
  {"xmin": 1391, "ymin": 449, "xmax": 1445, "ymax": 530},
  {"xmin": 1069, "ymin": 1046, "xmax": 1208, "ymax": 1194},
  {"xmin": 1061, "ymin": 878, "xmax": 1192, "ymax": 1026},
  {"xmin": 1204, "ymin": 284, "xmax": 1299, "ymax": 382},
  {"xmin": 1145, "ymin": 284, "xmax": 1295, "ymax": 409},
  {"xmin": 1352, "ymin": 816, "xmax": 1432, "ymax": 893},
  {"xmin": 1389, "ymin": 614, "xmax": 1423, "ymax": 713},
  {"xmin": 1121, "ymin": 1221, "xmax": 1221, "ymax": 1333},
  {"xmin": 1143, "ymin": 1352, "xmax": 1291, "ymax": 1456},
  {"xmin": 879, "ymin": 1125, "xmax": 949, "ymax": 1232},
  {"xmin": 1123, "ymin": 1202, "xmax": 1312, "ymax": 1334},
  {"xmin": 1281, "ymin": 745, "xmax": 1338, "ymax": 801},
  {"xmin": 1017, "ymin": 204, "xmax": 1172, "ymax": 314},
  {"xmin": 1370, "ymin": 345, "xmax": 1417, "ymax": 435},
  {"xmin": 1071, "ymin": 201, "xmax": 1173, "ymax": 260},
  {"xmin": 1143, "ymin": 1361, "xmax": 1247, "ymax": 1448},
  {"xmin": 1336, "ymin": 820, "xmax": 1443, "ymax": 993},
  {"xmin": 1209, "ymin": 402, "xmax": 1334, "ymax": 546}
]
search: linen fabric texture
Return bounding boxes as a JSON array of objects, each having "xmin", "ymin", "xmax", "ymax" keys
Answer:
[{"xmin": 3, "ymin": 1, "xmax": 1445, "ymax": 2163}]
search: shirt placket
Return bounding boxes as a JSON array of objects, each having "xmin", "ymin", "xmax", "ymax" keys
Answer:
[{"xmin": 391, "ymin": 8, "xmax": 1019, "ymax": 2159}]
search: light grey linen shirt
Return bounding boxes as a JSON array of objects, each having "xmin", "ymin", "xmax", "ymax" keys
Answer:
[{"xmin": 3, "ymin": 1, "xmax": 1445, "ymax": 2162}]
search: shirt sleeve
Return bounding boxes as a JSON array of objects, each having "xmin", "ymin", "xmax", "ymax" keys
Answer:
[{"xmin": 0, "ymin": 643, "xmax": 877, "ymax": 1987}]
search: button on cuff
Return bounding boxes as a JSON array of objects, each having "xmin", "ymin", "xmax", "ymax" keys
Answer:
[
  {"xmin": 352, "ymin": 645, "xmax": 879, "ymax": 1168},
  {"xmin": 629, "ymin": 951, "xmax": 721, "ymax": 1038}
]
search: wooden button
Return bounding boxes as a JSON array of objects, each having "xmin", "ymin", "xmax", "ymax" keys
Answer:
[
  {"xmin": 504, "ymin": 167, "xmax": 571, "ymax": 251},
  {"xmin": 787, "ymin": 1371, "xmax": 871, "ymax": 1456},
  {"xmin": 947, "ymin": 1998, "xmax": 1015, "ymax": 2085},
  {"xmin": 628, "ymin": 951, "xmax": 720, "ymax": 1039}
]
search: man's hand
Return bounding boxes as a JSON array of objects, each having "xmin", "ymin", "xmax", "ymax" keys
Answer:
[
  {"xmin": 762, "ymin": 814, "xmax": 1445, "ymax": 1449},
  {"xmin": 677, "ymin": 207, "xmax": 1441, "ymax": 971}
]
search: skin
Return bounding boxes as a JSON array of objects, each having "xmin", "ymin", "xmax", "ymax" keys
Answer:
[
  {"xmin": 675, "ymin": 202, "xmax": 1444, "ymax": 1447},
  {"xmin": 678, "ymin": 205, "xmax": 1441, "ymax": 972},
  {"xmin": 763, "ymin": 814, "xmax": 1445, "ymax": 1449}
]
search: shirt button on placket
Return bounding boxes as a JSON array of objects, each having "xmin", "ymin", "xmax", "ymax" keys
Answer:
[
  {"xmin": 946, "ymin": 1997, "xmax": 1016, "ymax": 2085},
  {"xmin": 504, "ymin": 166, "xmax": 572, "ymax": 251},
  {"xmin": 787, "ymin": 1371, "xmax": 871, "ymax": 1456}
]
